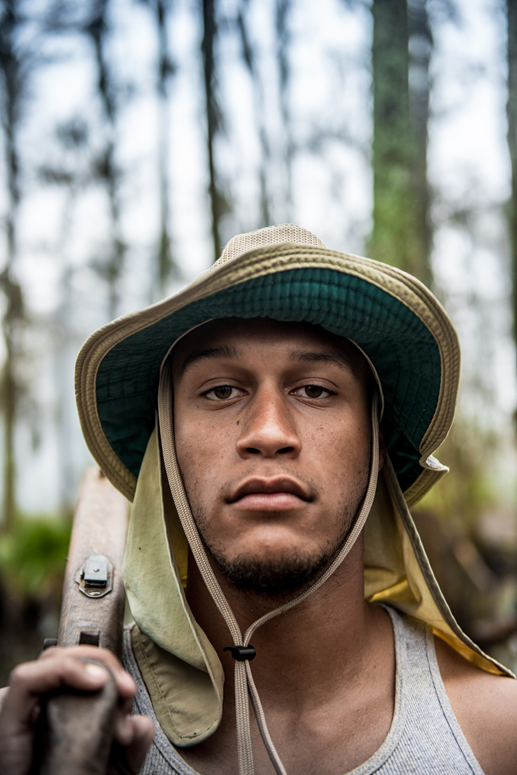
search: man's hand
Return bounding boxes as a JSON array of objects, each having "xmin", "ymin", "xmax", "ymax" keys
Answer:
[{"xmin": 0, "ymin": 645, "xmax": 155, "ymax": 775}]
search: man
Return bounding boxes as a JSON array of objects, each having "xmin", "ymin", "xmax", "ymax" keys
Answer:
[{"xmin": 1, "ymin": 224, "xmax": 517, "ymax": 775}]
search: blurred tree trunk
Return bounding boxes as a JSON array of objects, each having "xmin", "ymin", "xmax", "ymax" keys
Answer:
[
  {"xmin": 275, "ymin": 0, "xmax": 293, "ymax": 222},
  {"xmin": 370, "ymin": 0, "xmax": 432, "ymax": 285},
  {"xmin": 137, "ymin": 0, "xmax": 177, "ymax": 295},
  {"xmin": 408, "ymin": 0, "xmax": 432, "ymax": 286},
  {"xmin": 238, "ymin": 0, "xmax": 271, "ymax": 227},
  {"xmin": 0, "ymin": 1, "xmax": 26, "ymax": 531},
  {"xmin": 506, "ymin": 0, "xmax": 517, "ymax": 382},
  {"xmin": 155, "ymin": 0, "xmax": 175, "ymax": 296},
  {"xmin": 202, "ymin": 0, "xmax": 223, "ymax": 262},
  {"xmin": 85, "ymin": 0, "xmax": 125, "ymax": 319}
]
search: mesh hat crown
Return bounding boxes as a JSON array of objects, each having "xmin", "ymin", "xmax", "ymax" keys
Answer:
[{"xmin": 215, "ymin": 224, "xmax": 326, "ymax": 265}]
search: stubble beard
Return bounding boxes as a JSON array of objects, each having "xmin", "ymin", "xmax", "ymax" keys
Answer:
[{"xmin": 190, "ymin": 472, "xmax": 370, "ymax": 598}]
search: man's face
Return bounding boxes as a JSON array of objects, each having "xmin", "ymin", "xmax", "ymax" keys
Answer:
[{"xmin": 172, "ymin": 318, "xmax": 374, "ymax": 595}]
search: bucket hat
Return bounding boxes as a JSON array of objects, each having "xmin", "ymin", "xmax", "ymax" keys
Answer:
[
  {"xmin": 76, "ymin": 224, "xmax": 513, "ymax": 775},
  {"xmin": 77, "ymin": 223, "xmax": 456, "ymax": 506}
]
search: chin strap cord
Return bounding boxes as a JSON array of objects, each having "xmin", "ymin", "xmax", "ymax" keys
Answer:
[{"xmin": 158, "ymin": 358, "xmax": 379, "ymax": 775}]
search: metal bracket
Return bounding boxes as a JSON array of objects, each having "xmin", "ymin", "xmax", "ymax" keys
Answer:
[{"xmin": 75, "ymin": 555, "xmax": 113, "ymax": 598}]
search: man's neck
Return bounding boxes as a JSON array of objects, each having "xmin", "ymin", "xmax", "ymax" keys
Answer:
[
  {"xmin": 181, "ymin": 536, "xmax": 395, "ymax": 775},
  {"xmin": 185, "ymin": 536, "xmax": 390, "ymax": 706}
]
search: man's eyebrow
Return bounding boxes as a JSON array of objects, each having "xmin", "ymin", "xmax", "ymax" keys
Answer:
[
  {"xmin": 180, "ymin": 345, "xmax": 239, "ymax": 375},
  {"xmin": 289, "ymin": 348, "xmax": 359, "ymax": 376}
]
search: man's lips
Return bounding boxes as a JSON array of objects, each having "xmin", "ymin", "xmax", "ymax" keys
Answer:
[{"xmin": 228, "ymin": 477, "xmax": 312, "ymax": 510}]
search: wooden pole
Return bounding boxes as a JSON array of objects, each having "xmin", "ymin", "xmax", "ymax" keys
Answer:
[{"xmin": 39, "ymin": 468, "xmax": 128, "ymax": 775}]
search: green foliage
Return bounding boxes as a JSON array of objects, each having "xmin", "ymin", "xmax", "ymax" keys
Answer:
[{"xmin": 0, "ymin": 516, "xmax": 71, "ymax": 596}]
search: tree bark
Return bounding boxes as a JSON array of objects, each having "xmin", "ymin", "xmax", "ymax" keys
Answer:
[{"xmin": 202, "ymin": 0, "xmax": 222, "ymax": 262}]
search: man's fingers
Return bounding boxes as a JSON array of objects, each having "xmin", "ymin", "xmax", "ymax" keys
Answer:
[
  {"xmin": 125, "ymin": 716, "xmax": 155, "ymax": 772},
  {"xmin": 2, "ymin": 646, "xmax": 138, "ymax": 732},
  {"xmin": 109, "ymin": 715, "xmax": 155, "ymax": 775},
  {"xmin": 1, "ymin": 657, "xmax": 108, "ymax": 734},
  {"xmin": 0, "ymin": 647, "xmax": 150, "ymax": 775},
  {"xmin": 40, "ymin": 646, "xmax": 137, "ymax": 702}
]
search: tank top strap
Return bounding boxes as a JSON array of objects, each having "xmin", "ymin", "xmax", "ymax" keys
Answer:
[
  {"xmin": 377, "ymin": 606, "xmax": 484, "ymax": 775},
  {"xmin": 424, "ymin": 624, "xmax": 487, "ymax": 774},
  {"xmin": 382, "ymin": 603, "xmax": 429, "ymax": 686}
]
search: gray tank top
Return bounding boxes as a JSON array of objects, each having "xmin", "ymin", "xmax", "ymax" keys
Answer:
[{"xmin": 122, "ymin": 607, "xmax": 485, "ymax": 775}]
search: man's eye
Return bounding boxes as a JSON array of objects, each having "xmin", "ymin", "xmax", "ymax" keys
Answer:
[
  {"xmin": 204, "ymin": 385, "xmax": 243, "ymax": 400},
  {"xmin": 293, "ymin": 385, "xmax": 332, "ymax": 399}
]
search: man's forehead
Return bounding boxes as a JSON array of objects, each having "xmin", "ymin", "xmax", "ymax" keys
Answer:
[{"xmin": 172, "ymin": 318, "xmax": 369, "ymax": 381}]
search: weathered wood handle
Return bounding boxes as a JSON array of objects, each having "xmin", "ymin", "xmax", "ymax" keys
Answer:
[
  {"xmin": 37, "ymin": 469, "xmax": 128, "ymax": 775},
  {"xmin": 40, "ymin": 660, "xmax": 118, "ymax": 775},
  {"xmin": 56, "ymin": 469, "xmax": 128, "ymax": 655}
]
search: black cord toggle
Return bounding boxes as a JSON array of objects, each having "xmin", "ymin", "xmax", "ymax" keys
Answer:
[{"xmin": 223, "ymin": 645, "xmax": 257, "ymax": 661}]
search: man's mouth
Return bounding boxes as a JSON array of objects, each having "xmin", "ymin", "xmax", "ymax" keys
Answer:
[{"xmin": 228, "ymin": 477, "xmax": 312, "ymax": 510}]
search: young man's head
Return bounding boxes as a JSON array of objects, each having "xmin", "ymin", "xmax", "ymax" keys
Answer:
[{"xmin": 170, "ymin": 317, "xmax": 381, "ymax": 596}]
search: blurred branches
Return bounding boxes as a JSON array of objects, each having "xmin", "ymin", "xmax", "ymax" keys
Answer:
[
  {"xmin": 237, "ymin": 0, "xmax": 271, "ymax": 227},
  {"xmin": 84, "ymin": 0, "xmax": 126, "ymax": 319},
  {"xmin": 139, "ymin": 0, "xmax": 177, "ymax": 296}
]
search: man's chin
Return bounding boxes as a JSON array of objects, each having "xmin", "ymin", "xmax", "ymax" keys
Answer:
[{"xmin": 209, "ymin": 548, "xmax": 333, "ymax": 596}]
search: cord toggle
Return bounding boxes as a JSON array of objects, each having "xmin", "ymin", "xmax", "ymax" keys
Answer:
[{"xmin": 223, "ymin": 645, "xmax": 257, "ymax": 661}]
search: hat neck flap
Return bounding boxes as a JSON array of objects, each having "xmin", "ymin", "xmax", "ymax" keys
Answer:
[
  {"xmin": 365, "ymin": 458, "xmax": 511, "ymax": 677},
  {"xmin": 123, "ymin": 424, "xmax": 224, "ymax": 746}
]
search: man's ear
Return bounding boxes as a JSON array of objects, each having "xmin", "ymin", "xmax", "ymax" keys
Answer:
[{"xmin": 378, "ymin": 428, "xmax": 386, "ymax": 471}]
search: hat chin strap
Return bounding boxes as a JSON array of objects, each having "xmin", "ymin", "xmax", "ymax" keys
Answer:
[{"xmin": 158, "ymin": 359, "xmax": 380, "ymax": 775}]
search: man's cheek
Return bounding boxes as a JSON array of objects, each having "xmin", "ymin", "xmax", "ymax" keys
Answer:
[
  {"xmin": 177, "ymin": 438, "xmax": 220, "ymax": 507},
  {"xmin": 176, "ymin": 425, "xmax": 208, "ymax": 468}
]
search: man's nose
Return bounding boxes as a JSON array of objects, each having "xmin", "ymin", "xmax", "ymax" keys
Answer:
[{"xmin": 235, "ymin": 386, "xmax": 301, "ymax": 459}]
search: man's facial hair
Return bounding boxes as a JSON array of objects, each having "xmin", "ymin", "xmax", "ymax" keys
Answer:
[{"xmin": 192, "ymin": 488, "xmax": 367, "ymax": 597}]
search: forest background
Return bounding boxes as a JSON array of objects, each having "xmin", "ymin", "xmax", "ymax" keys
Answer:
[{"xmin": 1, "ymin": 0, "xmax": 517, "ymax": 683}]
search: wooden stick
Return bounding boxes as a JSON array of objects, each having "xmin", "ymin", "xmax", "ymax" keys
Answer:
[
  {"xmin": 39, "ymin": 468, "xmax": 128, "ymax": 775},
  {"xmin": 57, "ymin": 468, "xmax": 128, "ymax": 654}
]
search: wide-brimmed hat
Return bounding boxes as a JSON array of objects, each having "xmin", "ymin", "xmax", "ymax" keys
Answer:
[{"xmin": 76, "ymin": 224, "xmax": 459, "ymax": 506}]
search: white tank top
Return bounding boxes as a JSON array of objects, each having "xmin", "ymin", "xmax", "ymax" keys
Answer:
[{"xmin": 122, "ymin": 606, "xmax": 485, "ymax": 775}]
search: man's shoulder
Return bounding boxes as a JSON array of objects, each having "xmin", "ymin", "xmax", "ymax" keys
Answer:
[{"xmin": 435, "ymin": 636, "xmax": 517, "ymax": 775}]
